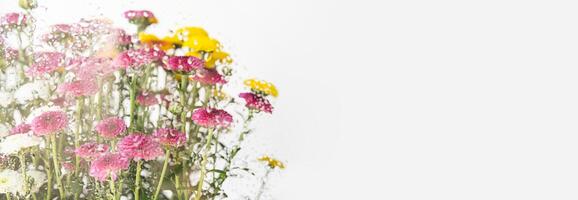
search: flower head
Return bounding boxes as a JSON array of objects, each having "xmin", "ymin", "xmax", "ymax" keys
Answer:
[
  {"xmin": 136, "ymin": 92, "xmax": 159, "ymax": 107},
  {"xmin": 117, "ymin": 133, "xmax": 164, "ymax": 161},
  {"xmin": 244, "ymin": 79, "xmax": 278, "ymax": 97},
  {"xmin": 258, "ymin": 156, "xmax": 285, "ymax": 169},
  {"xmin": 0, "ymin": 13, "xmax": 27, "ymax": 29},
  {"xmin": 27, "ymin": 170, "xmax": 46, "ymax": 193},
  {"xmin": 31, "ymin": 111, "xmax": 68, "ymax": 136},
  {"xmin": 191, "ymin": 108, "xmax": 233, "ymax": 128},
  {"xmin": 124, "ymin": 10, "xmax": 157, "ymax": 31},
  {"xmin": 114, "ymin": 48, "xmax": 165, "ymax": 69},
  {"xmin": 57, "ymin": 79, "xmax": 99, "ymax": 97},
  {"xmin": 95, "ymin": 117, "xmax": 126, "ymax": 138},
  {"xmin": 190, "ymin": 68, "xmax": 226, "ymax": 85},
  {"xmin": 75, "ymin": 142, "xmax": 110, "ymax": 160},
  {"xmin": 164, "ymin": 56, "xmax": 205, "ymax": 73},
  {"xmin": 0, "ymin": 170, "xmax": 24, "ymax": 194},
  {"xmin": 0, "ymin": 134, "xmax": 43, "ymax": 155},
  {"xmin": 89, "ymin": 153, "xmax": 130, "ymax": 182},
  {"xmin": 27, "ymin": 52, "xmax": 65, "ymax": 77},
  {"xmin": 139, "ymin": 32, "xmax": 181, "ymax": 50},
  {"xmin": 239, "ymin": 92, "xmax": 273, "ymax": 113},
  {"xmin": 153, "ymin": 128, "xmax": 186, "ymax": 147},
  {"xmin": 10, "ymin": 123, "xmax": 31, "ymax": 135}
]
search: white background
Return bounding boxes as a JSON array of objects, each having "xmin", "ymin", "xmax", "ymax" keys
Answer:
[{"xmin": 2, "ymin": 0, "xmax": 578, "ymax": 199}]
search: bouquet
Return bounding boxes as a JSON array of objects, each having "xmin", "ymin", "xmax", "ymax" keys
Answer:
[{"xmin": 0, "ymin": 1, "xmax": 284, "ymax": 199}]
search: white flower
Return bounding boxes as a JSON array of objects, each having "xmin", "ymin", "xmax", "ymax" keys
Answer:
[
  {"xmin": 4, "ymin": 68, "xmax": 19, "ymax": 90},
  {"xmin": 0, "ymin": 91, "xmax": 14, "ymax": 108},
  {"xmin": 0, "ymin": 170, "xmax": 24, "ymax": 194},
  {"xmin": 0, "ymin": 124, "xmax": 9, "ymax": 138},
  {"xmin": 0, "ymin": 134, "xmax": 43, "ymax": 155},
  {"xmin": 27, "ymin": 170, "xmax": 46, "ymax": 193},
  {"xmin": 14, "ymin": 81, "xmax": 51, "ymax": 104}
]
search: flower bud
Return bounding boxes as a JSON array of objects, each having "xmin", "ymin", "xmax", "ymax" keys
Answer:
[{"xmin": 18, "ymin": 0, "xmax": 37, "ymax": 10}]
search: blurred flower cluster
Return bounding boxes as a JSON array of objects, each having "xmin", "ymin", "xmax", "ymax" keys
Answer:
[{"xmin": 0, "ymin": 2, "xmax": 283, "ymax": 200}]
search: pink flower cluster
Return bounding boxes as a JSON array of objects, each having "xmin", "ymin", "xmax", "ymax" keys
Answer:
[
  {"xmin": 89, "ymin": 153, "xmax": 130, "ymax": 182},
  {"xmin": 153, "ymin": 128, "xmax": 186, "ymax": 147},
  {"xmin": 114, "ymin": 48, "xmax": 165, "ymax": 69},
  {"xmin": 57, "ymin": 79, "xmax": 99, "ymax": 97},
  {"xmin": 95, "ymin": 117, "xmax": 126, "ymax": 139},
  {"xmin": 191, "ymin": 68, "xmax": 226, "ymax": 85},
  {"xmin": 124, "ymin": 10, "xmax": 156, "ymax": 22},
  {"xmin": 27, "ymin": 52, "xmax": 65, "ymax": 77},
  {"xmin": 0, "ymin": 13, "xmax": 27, "ymax": 27},
  {"xmin": 191, "ymin": 108, "xmax": 233, "ymax": 128},
  {"xmin": 164, "ymin": 56, "xmax": 205, "ymax": 73},
  {"xmin": 10, "ymin": 123, "xmax": 31, "ymax": 135},
  {"xmin": 117, "ymin": 133, "xmax": 164, "ymax": 161},
  {"xmin": 31, "ymin": 111, "xmax": 68, "ymax": 136},
  {"xmin": 136, "ymin": 92, "xmax": 159, "ymax": 107},
  {"xmin": 75, "ymin": 142, "xmax": 110, "ymax": 160},
  {"xmin": 239, "ymin": 92, "xmax": 273, "ymax": 113},
  {"xmin": 68, "ymin": 57, "xmax": 117, "ymax": 80}
]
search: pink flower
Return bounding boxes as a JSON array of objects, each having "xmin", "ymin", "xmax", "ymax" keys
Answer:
[
  {"xmin": 117, "ymin": 134, "xmax": 164, "ymax": 161},
  {"xmin": 57, "ymin": 79, "xmax": 99, "ymax": 97},
  {"xmin": 10, "ymin": 123, "xmax": 31, "ymax": 135},
  {"xmin": 89, "ymin": 153, "xmax": 130, "ymax": 182},
  {"xmin": 75, "ymin": 142, "xmax": 110, "ymax": 160},
  {"xmin": 164, "ymin": 56, "xmax": 205, "ymax": 73},
  {"xmin": 31, "ymin": 111, "xmax": 68, "ymax": 136},
  {"xmin": 191, "ymin": 68, "xmax": 226, "ymax": 85},
  {"xmin": 112, "ymin": 28, "xmax": 132, "ymax": 45},
  {"xmin": 27, "ymin": 52, "xmax": 65, "ymax": 77},
  {"xmin": 191, "ymin": 108, "xmax": 233, "ymax": 128},
  {"xmin": 124, "ymin": 10, "xmax": 157, "ymax": 24},
  {"xmin": 68, "ymin": 57, "xmax": 116, "ymax": 79},
  {"xmin": 113, "ymin": 48, "xmax": 165, "ymax": 69},
  {"xmin": 239, "ymin": 92, "xmax": 273, "ymax": 113},
  {"xmin": 62, "ymin": 162, "xmax": 75, "ymax": 173},
  {"xmin": 136, "ymin": 92, "xmax": 159, "ymax": 107},
  {"xmin": 0, "ymin": 13, "xmax": 27, "ymax": 27},
  {"xmin": 153, "ymin": 128, "xmax": 186, "ymax": 147},
  {"xmin": 95, "ymin": 117, "xmax": 126, "ymax": 138}
]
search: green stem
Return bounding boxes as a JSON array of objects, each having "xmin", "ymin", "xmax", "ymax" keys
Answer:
[
  {"xmin": 129, "ymin": 77, "xmax": 138, "ymax": 131},
  {"xmin": 51, "ymin": 134, "xmax": 65, "ymax": 199},
  {"xmin": 44, "ymin": 147, "xmax": 52, "ymax": 200},
  {"xmin": 194, "ymin": 128, "xmax": 215, "ymax": 200},
  {"xmin": 109, "ymin": 176, "xmax": 116, "ymax": 199},
  {"xmin": 134, "ymin": 160, "xmax": 143, "ymax": 200},
  {"xmin": 153, "ymin": 149, "xmax": 171, "ymax": 200},
  {"xmin": 19, "ymin": 152, "xmax": 30, "ymax": 197},
  {"xmin": 75, "ymin": 98, "xmax": 83, "ymax": 178},
  {"xmin": 6, "ymin": 193, "xmax": 11, "ymax": 200}
]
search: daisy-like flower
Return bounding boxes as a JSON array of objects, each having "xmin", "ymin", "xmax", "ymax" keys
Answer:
[
  {"xmin": 89, "ymin": 153, "xmax": 130, "ymax": 182},
  {"xmin": 117, "ymin": 133, "xmax": 164, "ymax": 161},
  {"xmin": 30, "ymin": 111, "xmax": 68, "ymax": 136},
  {"xmin": 139, "ymin": 32, "xmax": 181, "ymax": 51},
  {"xmin": 244, "ymin": 79, "xmax": 278, "ymax": 97},
  {"xmin": 0, "ymin": 91, "xmax": 13, "ymax": 108},
  {"xmin": 0, "ymin": 170, "xmax": 24, "ymax": 194},
  {"xmin": 95, "ymin": 117, "xmax": 126, "ymax": 138},
  {"xmin": 136, "ymin": 92, "xmax": 159, "ymax": 107},
  {"xmin": 26, "ymin": 52, "xmax": 65, "ymax": 77},
  {"xmin": 190, "ymin": 68, "xmax": 226, "ymax": 85},
  {"xmin": 258, "ymin": 156, "xmax": 285, "ymax": 169},
  {"xmin": 238, "ymin": 92, "xmax": 273, "ymax": 113},
  {"xmin": 124, "ymin": 10, "xmax": 157, "ymax": 31},
  {"xmin": 57, "ymin": 79, "xmax": 99, "ymax": 97},
  {"xmin": 10, "ymin": 123, "xmax": 31, "ymax": 135},
  {"xmin": 75, "ymin": 142, "xmax": 110, "ymax": 160},
  {"xmin": 0, "ymin": 134, "xmax": 43, "ymax": 155},
  {"xmin": 191, "ymin": 108, "xmax": 233, "ymax": 128},
  {"xmin": 164, "ymin": 56, "xmax": 204, "ymax": 73},
  {"xmin": 153, "ymin": 128, "xmax": 186, "ymax": 147},
  {"xmin": 14, "ymin": 81, "xmax": 51, "ymax": 104}
]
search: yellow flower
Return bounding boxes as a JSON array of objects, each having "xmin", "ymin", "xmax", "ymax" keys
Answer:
[
  {"xmin": 212, "ymin": 88, "xmax": 228, "ymax": 100},
  {"xmin": 148, "ymin": 17, "xmax": 158, "ymax": 24},
  {"xmin": 174, "ymin": 27, "xmax": 209, "ymax": 40},
  {"xmin": 182, "ymin": 35, "xmax": 220, "ymax": 52},
  {"xmin": 258, "ymin": 156, "xmax": 285, "ymax": 169},
  {"xmin": 244, "ymin": 79, "xmax": 278, "ymax": 97},
  {"xmin": 138, "ymin": 32, "xmax": 181, "ymax": 50}
]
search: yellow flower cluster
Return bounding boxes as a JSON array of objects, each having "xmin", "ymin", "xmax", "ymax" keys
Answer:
[
  {"xmin": 138, "ymin": 26, "xmax": 232, "ymax": 68},
  {"xmin": 258, "ymin": 156, "xmax": 285, "ymax": 169},
  {"xmin": 244, "ymin": 79, "xmax": 278, "ymax": 97}
]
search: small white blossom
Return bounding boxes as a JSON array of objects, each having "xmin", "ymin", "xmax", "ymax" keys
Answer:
[
  {"xmin": 14, "ymin": 81, "xmax": 51, "ymax": 104},
  {"xmin": 0, "ymin": 124, "xmax": 9, "ymax": 138},
  {"xmin": 0, "ymin": 91, "xmax": 14, "ymax": 108},
  {"xmin": 27, "ymin": 170, "xmax": 47, "ymax": 193},
  {"xmin": 0, "ymin": 170, "xmax": 24, "ymax": 194},
  {"xmin": 0, "ymin": 134, "xmax": 43, "ymax": 155}
]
